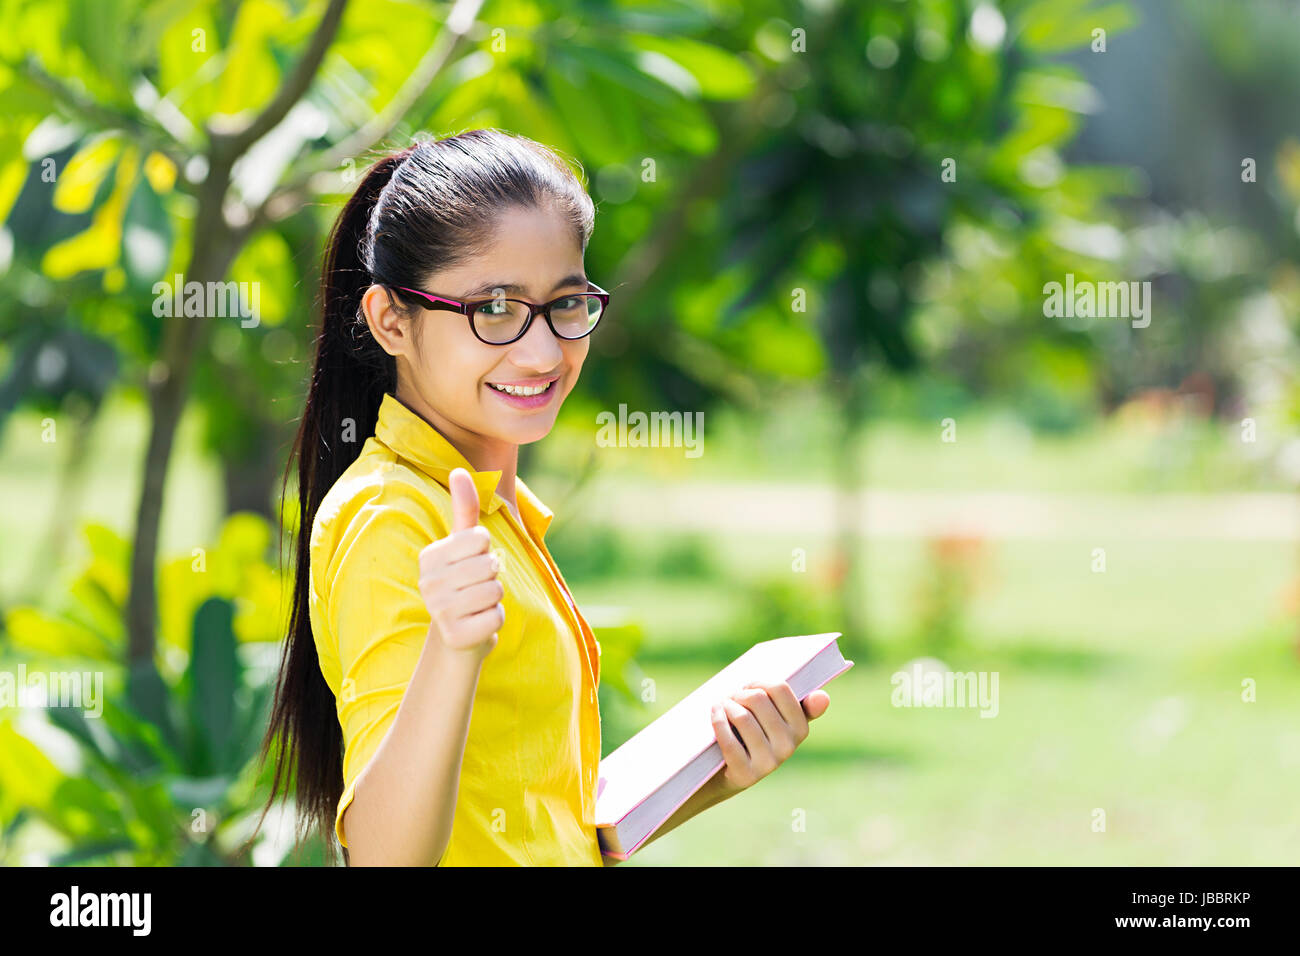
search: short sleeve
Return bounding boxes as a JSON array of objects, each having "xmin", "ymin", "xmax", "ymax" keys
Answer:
[{"xmin": 321, "ymin": 486, "xmax": 445, "ymax": 848}]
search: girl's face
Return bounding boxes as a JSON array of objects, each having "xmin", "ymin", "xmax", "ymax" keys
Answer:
[{"xmin": 364, "ymin": 204, "xmax": 592, "ymax": 457}]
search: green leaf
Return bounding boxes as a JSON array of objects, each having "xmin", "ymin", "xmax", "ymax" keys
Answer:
[
  {"xmin": 122, "ymin": 170, "xmax": 173, "ymax": 292},
  {"xmin": 587, "ymin": 612, "xmax": 643, "ymax": 699},
  {"xmin": 63, "ymin": 0, "xmax": 135, "ymax": 91},
  {"xmin": 226, "ymin": 227, "xmax": 291, "ymax": 326},
  {"xmin": 189, "ymin": 597, "xmax": 241, "ymax": 773},
  {"xmin": 178, "ymin": 839, "xmax": 226, "ymax": 866},
  {"xmin": 233, "ymin": 677, "xmax": 273, "ymax": 767},
  {"xmin": 627, "ymin": 34, "xmax": 756, "ymax": 100},
  {"xmin": 49, "ymin": 838, "xmax": 135, "ymax": 865},
  {"xmin": 47, "ymin": 775, "xmax": 124, "ymax": 840},
  {"xmin": 126, "ymin": 655, "xmax": 181, "ymax": 756},
  {"xmin": 4, "ymin": 606, "xmax": 116, "ymax": 660},
  {"xmin": 213, "ymin": 0, "xmax": 288, "ymax": 119},
  {"xmin": 158, "ymin": 4, "xmax": 221, "ymax": 125},
  {"xmin": 0, "ymin": 718, "xmax": 64, "ymax": 812},
  {"xmin": 1017, "ymin": 0, "xmax": 1137, "ymax": 53},
  {"xmin": 166, "ymin": 773, "xmax": 235, "ymax": 810}
]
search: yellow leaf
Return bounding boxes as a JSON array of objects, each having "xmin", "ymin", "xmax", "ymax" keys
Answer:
[
  {"xmin": 3, "ymin": 607, "xmax": 114, "ymax": 660},
  {"xmin": 1277, "ymin": 138, "xmax": 1300, "ymax": 202},
  {"xmin": 0, "ymin": 720, "xmax": 65, "ymax": 810},
  {"xmin": 42, "ymin": 145, "xmax": 140, "ymax": 279},
  {"xmin": 52, "ymin": 134, "xmax": 124, "ymax": 214},
  {"xmin": 143, "ymin": 151, "xmax": 177, "ymax": 194},
  {"xmin": 0, "ymin": 156, "xmax": 29, "ymax": 224}
]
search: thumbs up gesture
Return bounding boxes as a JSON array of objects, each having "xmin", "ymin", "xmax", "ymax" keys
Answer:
[{"xmin": 418, "ymin": 468, "xmax": 504, "ymax": 657}]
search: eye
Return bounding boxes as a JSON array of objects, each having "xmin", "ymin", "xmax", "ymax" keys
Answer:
[{"xmin": 478, "ymin": 299, "xmax": 511, "ymax": 315}]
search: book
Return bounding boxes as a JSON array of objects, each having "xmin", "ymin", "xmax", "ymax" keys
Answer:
[{"xmin": 595, "ymin": 632, "xmax": 853, "ymax": 860}]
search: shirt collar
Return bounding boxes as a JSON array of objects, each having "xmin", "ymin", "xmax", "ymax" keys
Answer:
[
  {"xmin": 515, "ymin": 476, "xmax": 554, "ymax": 541},
  {"xmin": 373, "ymin": 391, "xmax": 505, "ymax": 517},
  {"xmin": 372, "ymin": 392, "xmax": 557, "ymax": 540}
]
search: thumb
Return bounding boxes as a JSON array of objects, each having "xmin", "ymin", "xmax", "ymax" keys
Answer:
[
  {"xmin": 448, "ymin": 467, "xmax": 481, "ymax": 532},
  {"xmin": 802, "ymin": 689, "xmax": 831, "ymax": 721}
]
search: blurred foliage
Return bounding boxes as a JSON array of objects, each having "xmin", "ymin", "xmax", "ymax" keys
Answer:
[
  {"xmin": 0, "ymin": 511, "xmax": 651, "ymax": 862},
  {"xmin": 0, "ymin": 516, "xmax": 296, "ymax": 865},
  {"xmin": 548, "ymin": 525, "xmax": 717, "ymax": 583},
  {"xmin": 912, "ymin": 533, "xmax": 988, "ymax": 653},
  {"xmin": 546, "ymin": 524, "xmax": 627, "ymax": 582},
  {"xmin": 736, "ymin": 570, "xmax": 843, "ymax": 664},
  {"xmin": 4, "ymin": 515, "xmax": 285, "ymax": 665},
  {"xmin": 651, "ymin": 534, "xmax": 716, "ymax": 580},
  {"xmin": 587, "ymin": 606, "xmax": 649, "ymax": 749}
]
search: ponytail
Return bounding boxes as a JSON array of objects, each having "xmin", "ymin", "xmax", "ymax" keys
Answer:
[{"xmin": 254, "ymin": 148, "xmax": 412, "ymax": 864}]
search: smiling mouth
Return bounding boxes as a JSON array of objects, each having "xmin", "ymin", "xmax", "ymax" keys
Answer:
[{"xmin": 486, "ymin": 380, "xmax": 557, "ymax": 397}]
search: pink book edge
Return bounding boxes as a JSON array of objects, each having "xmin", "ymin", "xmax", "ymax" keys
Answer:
[{"xmin": 598, "ymin": 650, "xmax": 854, "ymax": 859}]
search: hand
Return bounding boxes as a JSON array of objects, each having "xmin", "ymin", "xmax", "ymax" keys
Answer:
[
  {"xmin": 417, "ymin": 467, "xmax": 504, "ymax": 657},
  {"xmin": 709, "ymin": 682, "xmax": 831, "ymax": 795}
]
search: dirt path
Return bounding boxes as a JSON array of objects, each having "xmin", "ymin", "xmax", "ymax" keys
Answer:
[{"xmin": 583, "ymin": 480, "xmax": 1300, "ymax": 540}]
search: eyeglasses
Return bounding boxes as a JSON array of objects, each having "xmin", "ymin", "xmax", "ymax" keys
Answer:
[{"xmin": 392, "ymin": 282, "xmax": 610, "ymax": 346}]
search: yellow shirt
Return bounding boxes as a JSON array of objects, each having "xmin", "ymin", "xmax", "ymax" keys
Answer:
[{"xmin": 308, "ymin": 391, "xmax": 604, "ymax": 865}]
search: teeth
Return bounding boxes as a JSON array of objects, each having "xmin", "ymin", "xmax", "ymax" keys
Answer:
[{"xmin": 489, "ymin": 381, "xmax": 552, "ymax": 397}]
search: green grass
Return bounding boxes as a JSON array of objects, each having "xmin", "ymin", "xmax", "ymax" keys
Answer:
[
  {"xmin": 598, "ymin": 635, "xmax": 1300, "ymax": 866},
  {"xmin": 568, "ymin": 530, "xmax": 1300, "ymax": 864}
]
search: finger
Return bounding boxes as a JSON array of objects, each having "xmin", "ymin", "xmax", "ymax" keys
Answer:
[
  {"xmin": 711, "ymin": 702, "xmax": 750, "ymax": 771},
  {"xmin": 446, "ymin": 578, "xmax": 505, "ymax": 619},
  {"xmin": 449, "ymin": 467, "xmax": 481, "ymax": 532},
  {"xmin": 444, "ymin": 551, "xmax": 501, "ymax": 590},
  {"xmin": 801, "ymin": 690, "xmax": 831, "ymax": 721},
  {"xmin": 443, "ymin": 603, "xmax": 505, "ymax": 648},
  {"xmin": 721, "ymin": 697, "xmax": 768, "ymax": 758},
  {"xmin": 748, "ymin": 681, "xmax": 808, "ymax": 740},
  {"xmin": 734, "ymin": 687, "xmax": 795, "ymax": 759},
  {"xmin": 422, "ymin": 525, "xmax": 491, "ymax": 569}
]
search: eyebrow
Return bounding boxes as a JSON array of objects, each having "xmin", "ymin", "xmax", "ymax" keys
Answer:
[{"xmin": 460, "ymin": 273, "xmax": 588, "ymax": 300}]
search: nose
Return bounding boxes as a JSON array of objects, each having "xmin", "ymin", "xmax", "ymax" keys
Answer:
[{"xmin": 507, "ymin": 309, "xmax": 566, "ymax": 372}]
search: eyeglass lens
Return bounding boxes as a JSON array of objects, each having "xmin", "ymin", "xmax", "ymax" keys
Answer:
[{"xmin": 473, "ymin": 294, "xmax": 604, "ymax": 343}]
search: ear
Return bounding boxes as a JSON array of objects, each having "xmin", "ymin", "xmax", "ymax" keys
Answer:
[{"xmin": 362, "ymin": 284, "xmax": 413, "ymax": 358}]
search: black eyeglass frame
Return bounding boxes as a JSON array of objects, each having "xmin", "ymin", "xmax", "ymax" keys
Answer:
[{"xmin": 391, "ymin": 282, "xmax": 611, "ymax": 346}]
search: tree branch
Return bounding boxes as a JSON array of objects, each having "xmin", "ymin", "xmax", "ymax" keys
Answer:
[
  {"xmin": 312, "ymin": 0, "xmax": 484, "ymax": 172},
  {"xmin": 214, "ymin": 0, "xmax": 350, "ymax": 157},
  {"xmin": 15, "ymin": 55, "xmax": 192, "ymax": 172},
  {"xmin": 243, "ymin": 0, "xmax": 485, "ymax": 233}
]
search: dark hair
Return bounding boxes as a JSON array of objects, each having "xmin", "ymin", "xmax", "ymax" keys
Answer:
[{"xmin": 252, "ymin": 128, "xmax": 595, "ymax": 864}]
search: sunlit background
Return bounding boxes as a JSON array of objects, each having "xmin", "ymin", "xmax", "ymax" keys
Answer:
[{"xmin": 1, "ymin": 0, "xmax": 1298, "ymax": 865}]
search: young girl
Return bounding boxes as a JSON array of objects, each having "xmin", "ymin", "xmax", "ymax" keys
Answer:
[{"xmin": 263, "ymin": 128, "xmax": 831, "ymax": 866}]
